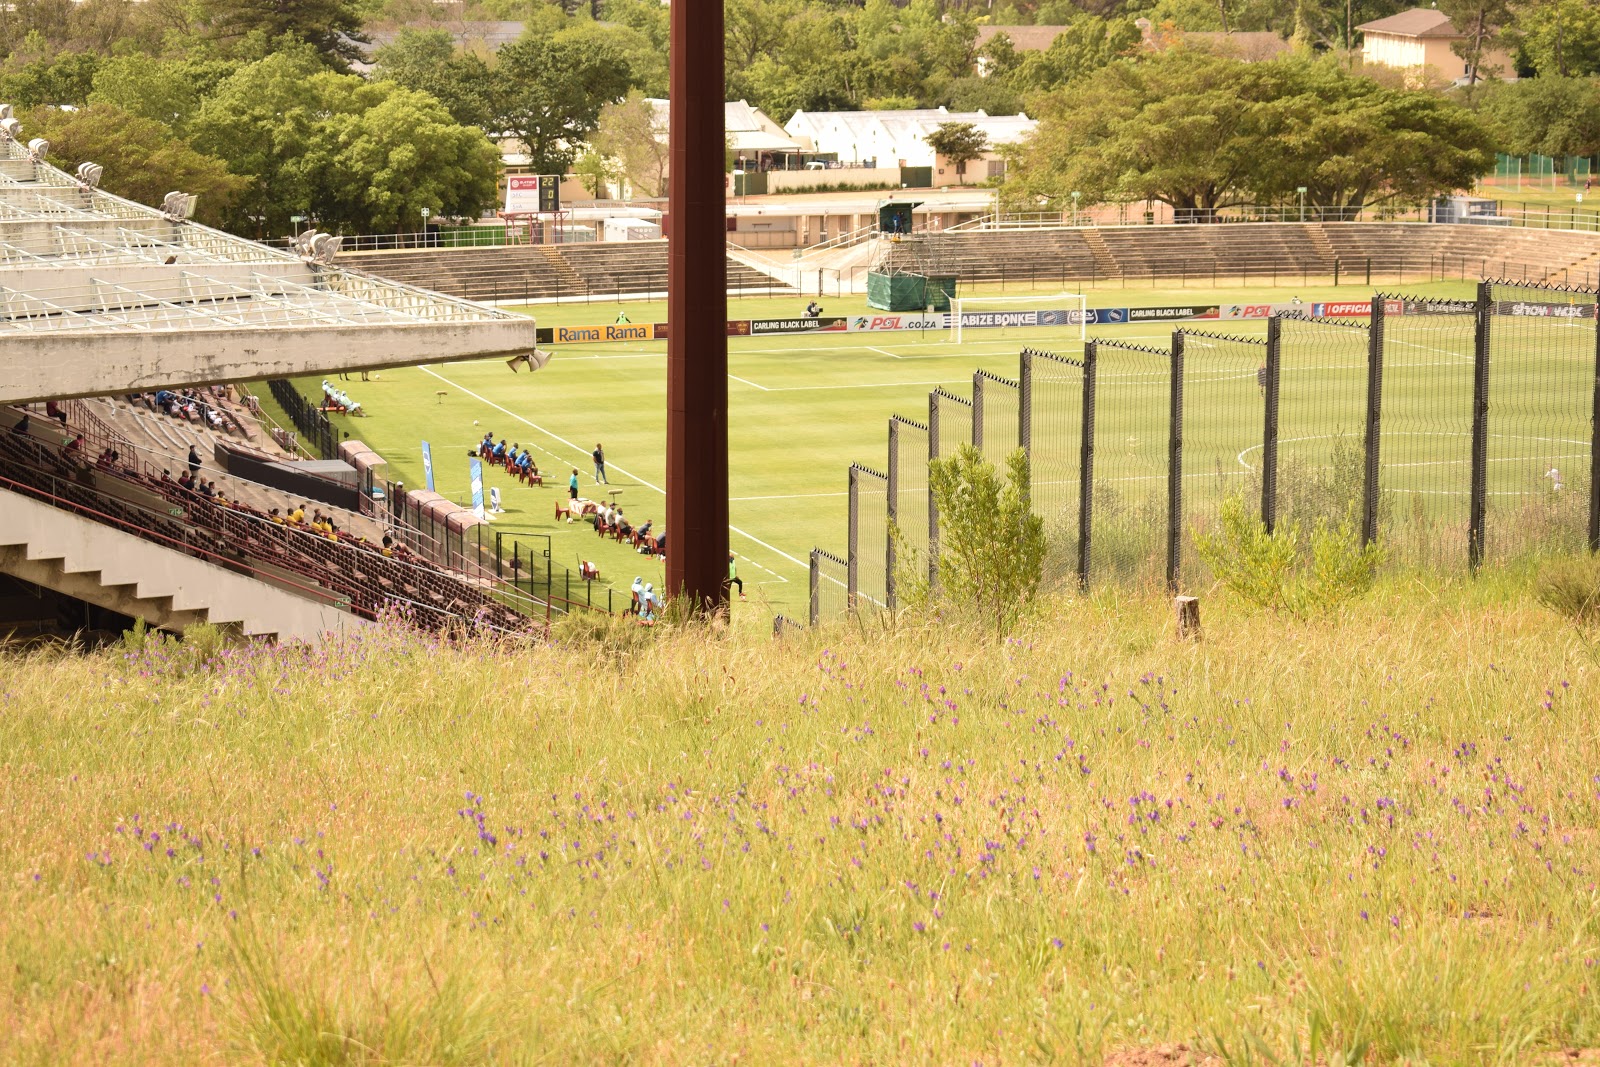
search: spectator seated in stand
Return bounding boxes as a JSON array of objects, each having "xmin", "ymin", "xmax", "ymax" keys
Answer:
[
  {"xmin": 45, "ymin": 400, "xmax": 68, "ymax": 429},
  {"xmin": 61, "ymin": 433, "xmax": 86, "ymax": 461},
  {"xmin": 11, "ymin": 414, "xmax": 29, "ymax": 436}
]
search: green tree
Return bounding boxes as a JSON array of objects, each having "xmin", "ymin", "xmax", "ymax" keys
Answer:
[
  {"xmin": 925, "ymin": 445, "xmax": 1046, "ymax": 636},
  {"xmin": 372, "ymin": 28, "xmax": 493, "ymax": 128},
  {"xmin": 301, "ymin": 83, "xmax": 500, "ymax": 232},
  {"xmin": 24, "ymin": 103, "xmax": 247, "ymax": 227},
  {"xmin": 490, "ymin": 24, "xmax": 642, "ymax": 176},
  {"xmin": 0, "ymin": 45, "xmax": 100, "ymax": 107},
  {"xmin": 1435, "ymin": 0, "xmax": 1513, "ymax": 83},
  {"xmin": 198, "ymin": 0, "xmax": 368, "ymax": 68},
  {"xmin": 925, "ymin": 121, "xmax": 988, "ymax": 181},
  {"xmin": 87, "ymin": 55, "xmax": 239, "ymax": 135},
  {"xmin": 593, "ymin": 90, "xmax": 670, "ymax": 198},
  {"xmin": 1481, "ymin": 75, "xmax": 1600, "ymax": 158},
  {"xmin": 1260, "ymin": 57, "xmax": 1497, "ymax": 207},
  {"xmin": 1006, "ymin": 50, "xmax": 1278, "ymax": 219},
  {"xmin": 573, "ymin": 148, "xmax": 619, "ymax": 198},
  {"xmin": 189, "ymin": 48, "xmax": 326, "ymax": 234},
  {"xmin": 1510, "ymin": 0, "xmax": 1600, "ymax": 76},
  {"xmin": 1008, "ymin": 14, "xmax": 1141, "ymax": 94}
]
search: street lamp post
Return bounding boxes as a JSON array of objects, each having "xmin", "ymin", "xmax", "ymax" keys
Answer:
[
  {"xmin": 419, "ymin": 206, "xmax": 431, "ymax": 248},
  {"xmin": 1297, "ymin": 186, "xmax": 1307, "ymax": 223},
  {"xmin": 290, "ymin": 214, "xmax": 304, "ymax": 238},
  {"xmin": 1071, "ymin": 190, "xmax": 1080, "ymax": 226}
]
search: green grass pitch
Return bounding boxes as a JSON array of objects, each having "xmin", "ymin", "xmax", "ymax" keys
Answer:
[{"xmin": 292, "ymin": 278, "xmax": 1595, "ymax": 618}]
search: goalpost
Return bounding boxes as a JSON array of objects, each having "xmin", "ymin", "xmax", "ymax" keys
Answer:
[{"xmin": 950, "ymin": 292, "xmax": 1089, "ymax": 345}]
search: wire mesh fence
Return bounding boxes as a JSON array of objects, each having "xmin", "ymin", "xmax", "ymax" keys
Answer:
[
  {"xmin": 1272, "ymin": 314, "xmax": 1372, "ymax": 538},
  {"xmin": 848, "ymin": 464, "xmax": 890, "ymax": 615},
  {"xmin": 972, "ymin": 370, "xmax": 1021, "ymax": 467},
  {"xmin": 1020, "ymin": 349, "xmax": 1086, "ymax": 585},
  {"xmin": 809, "ymin": 548, "xmax": 849, "ymax": 625},
  {"xmin": 1172, "ymin": 329, "xmax": 1268, "ymax": 588},
  {"xmin": 1483, "ymin": 282, "xmax": 1599, "ymax": 560},
  {"xmin": 888, "ymin": 415, "xmax": 930, "ymax": 609},
  {"xmin": 1086, "ymin": 339, "xmax": 1172, "ymax": 589},
  {"xmin": 1377, "ymin": 295, "xmax": 1478, "ymax": 569},
  {"xmin": 808, "ymin": 280, "xmax": 1600, "ymax": 621}
]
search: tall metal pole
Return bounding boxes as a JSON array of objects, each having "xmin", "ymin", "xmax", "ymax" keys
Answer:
[{"xmin": 667, "ymin": 0, "xmax": 728, "ymax": 611}]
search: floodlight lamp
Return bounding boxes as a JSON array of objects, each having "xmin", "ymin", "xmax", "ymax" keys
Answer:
[
  {"xmin": 0, "ymin": 117, "xmax": 21, "ymax": 141},
  {"xmin": 76, "ymin": 161, "xmax": 103, "ymax": 188},
  {"xmin": 0, "ymin": 104, "xmax": 12, "ymax": 120},
  {"xmin": 26, "ymin": 137, "xmax": 48, "ymax": 160}
]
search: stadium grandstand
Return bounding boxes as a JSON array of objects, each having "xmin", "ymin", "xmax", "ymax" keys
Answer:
[{"xmin": 0, "ymin": 114, "xmax": 549, "ymax": 644}]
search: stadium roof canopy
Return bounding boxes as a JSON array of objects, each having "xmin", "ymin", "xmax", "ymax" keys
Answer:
[{"xmin": 0, "ymin": 134, "xmax": 538, "ymax": 405}]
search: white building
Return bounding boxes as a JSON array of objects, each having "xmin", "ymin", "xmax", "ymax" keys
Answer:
[{"xmin": 783, "ymin": 107, "xmax": 1036, "ymax": 183}]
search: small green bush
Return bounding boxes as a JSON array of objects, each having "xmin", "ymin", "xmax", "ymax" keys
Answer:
[
  {"xmin": 1193, "ymin": 495, "xmax": 1383, "ymax": 617},
  {"xmin": 1534, "ymin": 555, "xmax": 1600, "ymax": 626}
]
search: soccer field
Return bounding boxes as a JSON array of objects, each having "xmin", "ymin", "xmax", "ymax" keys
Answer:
[{"xmin": 289, "ymin": 278, "xmax": 1594, "ymax": 618}]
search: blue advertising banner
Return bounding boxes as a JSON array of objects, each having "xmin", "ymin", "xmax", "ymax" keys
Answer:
[
  {"xmin": 469, "ymin": 457, "xmax": 485, "ymax": 521},
  {"xmin": 421, "ymin": 440, "xmax": 436, "ymax": 493}
]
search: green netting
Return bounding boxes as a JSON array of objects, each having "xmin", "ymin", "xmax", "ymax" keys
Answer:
[{"xmin": 866, "ymin": 271, "xmax": 956, "ymax": 312}]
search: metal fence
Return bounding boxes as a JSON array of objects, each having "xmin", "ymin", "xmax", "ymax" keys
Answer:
[
  {"xmin": 266, "ymin": 379, "xmax": 337, "ymax": 460},
  {"xmin": 809, "ymin": 278, "xmax": 1600, "ymax": 621}
]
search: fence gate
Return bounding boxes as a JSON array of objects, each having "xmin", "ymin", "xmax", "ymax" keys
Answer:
[
  {"xmin": 1171, "ymin": 329, "xmax": 1268, "ymax": 589},
  {"xmin": 1084, "ymin": 338, "xmax": 1172, "ymax": 588}
]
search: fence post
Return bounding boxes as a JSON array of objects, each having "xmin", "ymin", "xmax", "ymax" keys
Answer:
[
  {"xmin": 809, "ymin": 549, "xmax": 820, "ymax": 626},
  {"xmin": 971, "ymin": 372, "xmax": 985, "ymax": 451},
  {"xmin": 847, "ymin": 465, "xmax": 860, "ymax": 610},
  {"xmin": 928, "ymin": 391, "xmax": 940, "ymax": 588},
  {"xmin": 1592, "ymin": 290, "xmax": 1600, "ymax": 552},
  {"xmin": 1078, "ymin": 340, "xmax": 1098, "ymax": 590},
  {"xmin": 1362, "ymin": 299, "xmax": 1386, "ymax": 547},
  {"xmin": 886, "ymin": 418, "xmax": 899, "ymax": 611},
  {"xmin": 1263, "ymin": 316, "xmax": 1282, "ymax": 533},
  {"xmin": 1167, "ymin": 331, "xmax": 1185, "ymax": 593},
  {"xmin": 1469, "ymin": 281, "xmax": 1492, "ymax": 571},
  {"xmin": 1019, "ymin": 349, "xmax": 1033, "ymax": 488}
]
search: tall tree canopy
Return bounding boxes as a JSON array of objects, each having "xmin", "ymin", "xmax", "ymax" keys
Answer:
[
  {"xmin": 1007, "ymin": 52, "xmax": 1495, "ymax": 217},
  {"xmin": 490, "ymin": 22, "xmax": 643, "ymax": 175}
]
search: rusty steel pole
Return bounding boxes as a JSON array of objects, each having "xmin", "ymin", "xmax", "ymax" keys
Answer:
[{"xmin": 666, "ymin": 0, "xmax": 729, "ymax": 612}]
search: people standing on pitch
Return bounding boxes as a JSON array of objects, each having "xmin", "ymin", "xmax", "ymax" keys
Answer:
[
  {"xmin": 592, "ymin": 443, "xmax": 607, "ymax": 484},
  {"xmin": 727, "ymin": 552, "xmax": 745, "ymax": 600},
  {"xmin": 569, "ymin": 468, "xmax": 579, "ymax": 500},
  {"xmin": 187, "ymin": 445, "xmax": 201, "ymax": 478}
]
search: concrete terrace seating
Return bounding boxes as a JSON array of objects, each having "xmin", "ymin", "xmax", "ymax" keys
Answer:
[
  {"xmin": 341, "ymin": 241, "xmax": 790, "ymax": 302},
  {"xmin": 878, "ymin": 230, "xmax": 1102, "ymax": 285},
  {"xmin": 888, "ymin": 223, "xmax": 1600, "ymax": 287}
]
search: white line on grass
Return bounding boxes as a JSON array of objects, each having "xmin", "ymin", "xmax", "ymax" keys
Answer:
[
  {"xmin": 729, "ymin": 374, "xmax": 770, "ymax": 391},
  {"xmin": 417, "ymin": 365, "xmax": 807, "ymax": 577},
  {"xmin": 868, "ymin": 346, "xmax": 902, "ymax": 359}
]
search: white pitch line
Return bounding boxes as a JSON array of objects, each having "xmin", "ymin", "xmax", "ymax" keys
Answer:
[
  {"xmin": 868, "ymin": 346, "xmax": 902, "ymax": 359},
  {"xmin": 417, "ymin": 366, "xmax": 810, "ymax": 574},
  {"xmin": 729, "ymin": 374, "xmax": 769, "ymax": 391}
]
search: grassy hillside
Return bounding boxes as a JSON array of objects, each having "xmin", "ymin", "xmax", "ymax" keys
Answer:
[{"xmin": 2, "ymin": 574, "xmax": 1598, "ymax": 1063}]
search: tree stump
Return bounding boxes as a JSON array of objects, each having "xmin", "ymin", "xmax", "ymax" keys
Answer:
[{"xmin": 1175, "ymin": 595, "xmax": 1201, "ymax": 639}]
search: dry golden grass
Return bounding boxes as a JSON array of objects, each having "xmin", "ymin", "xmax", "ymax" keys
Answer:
[{"xmin": 2, "ymin": 575, "xmax": 1598, "ymax": 1064}]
